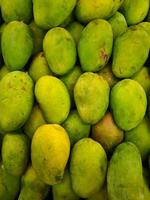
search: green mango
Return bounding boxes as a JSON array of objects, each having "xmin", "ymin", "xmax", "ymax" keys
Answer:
[
  {"xmin": 0, "ymin": 65, "xmax": 10, "ymax": 80},
  {"xmin": 23, "ymin": 105, "xmax": 46, "ymax": 139},
  {"xmin": 33, "ymin": 0, "xmax": 77, "ymax": 29},
  {"xmin": 87, "ymin": 184, "xmax": 108, "ymax": 200},
  {"xmin": 53, "ymin": 169, "xmax": 79, "ymax": 200},
  {"xmin": 108, "ymin": 12, "xmax": 127, "ymax": 39},
  {"xmin": 2, "ymin": 132, "xmax": 29, "ymax": 176},
  {"xmin": 1, "ymin": 21, "xmax": 33, "ymax": 71},
  {"xmin": 0, "ymin": 163, "xmax": 20, "ymax": 200},
  {"xmin": 29, "ymin": 52, "xmax": 53, "ymax": 82},
  {"xmin": 35, "ymin": 75, "xmax": 70, "ymax": 124},
  {"xmin": 120, "ymin": 0, "xmax": 149, "ymax": 25},
  {"xmin": 74, "ymin": 72, "xmax": 110, "ymax": 124},
  {"xmin": 112, "ymin": 28, "xmax": 149, "ymax": 78},
  {"xmin": 110, "ymin": 79, "xmax": 147, "ymax": 131},
  {"xmin": 125, "ymin": 117, "xmax": 150, "ymax": 160},
  {"xmin": 0, "ymin": 71, "xmax": 34, "ymax": 132},
  {"xmin": 136, "ymin": 22, "xmax": 150, "ymax": 48},
  {"xmin": 62, "ymin": 110, "xmax": 91, "ymax": 146},
  {"xmin": 43, "ymin": 27, "xmax": 76, "ymax": 75},
  {"xmin": 70, "ymin": 138, "xmax": 107, "ymax": 198},
  {"xmin": 107, "ymin": 142, "xmax": 144, "ymax": 200},
  {"xmin": 78, "ymin": 19, "xmax": 113, "ymax": 72},
  {"xmin": 67, "ymin": 21, "xmax": 84, "ymax": 45},
  {"xmin": 1, "ymin": 0, "xmax": 32, "ymax": 23},
  {"xmin": 60, "ymin": 12, "xmax": 74, "ymax": 28}
]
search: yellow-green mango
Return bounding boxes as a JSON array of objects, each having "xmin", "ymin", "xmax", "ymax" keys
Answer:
[
  {"xmin": 112, "ymin": 27, "xmax": 149, "ymax": 78},
  {"xmin": 43, "ymin": 27, "xmax": 76, "ymax": 75},
  {"xmin": 60, "ymin": 12, "xmax": 74, "ymax": 28},
  {"xmin": 1, "ymin": 0, "xmax": 32, "ymax": 23},
  {"xmin": 107, "ymin": 142, "xmax": 144, "ymax": 200},
  {"xmin": 110, "ymin": 79, "xmax": 147, "ymax": 131},
  {"xmin": 87, "ymin": 184, "xmax": 108, "ymax": 200},
  {"xmin": 0, "ymin": 71, "xmax": 34, "ymax": 132},
  {"xmin": 70, "ymin": 138, "xmax": 107, "ymax": 198},
  {"xmin": 136, "ymin": 22, "xmax": 150, "ymax": 48},
  {"xmin": 78, "ymin": 19, "xmax": 113, "ymax": 72},
  {"xmin": 53, "ymin": 169, "xmax": 79, "ymax": 200},
  {"xmin": 120, "ymin": 0, "xmax": 149, "ymax": 25},
  {"xmin": 74, "ymin": 72, "xmax": 110, "ymax": 124},
  {"xmin": 31, "ymin": 124, "xmax": 70, "ymax": 185},
  {"xmin": 35, "ymin": 75, "xmax": 70, "ymax": 124},
  {"xmin": 0, "ymin": 65, "xmax": 10, "ymax": 80},
  {"xmin": 33, "ymin": 0, "xmax": 77, "ymax": 29},
  {"xmin": 1, "ymin": 21, "xmax": 33, "ymax": 71},
  {"xmin": 2, "ymin": 132, "xmax": 29, "ymax": 176}
]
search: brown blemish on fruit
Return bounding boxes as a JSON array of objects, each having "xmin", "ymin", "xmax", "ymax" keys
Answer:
[{"xmin": 100, "ymin": 48, "xmax": 108, "ymax": 63}]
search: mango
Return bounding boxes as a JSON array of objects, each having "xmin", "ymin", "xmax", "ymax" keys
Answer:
[
  {"xmin": 0, "ymin": 71, "xmax": 34, "ymax": 132},
  {"xmin": 1, "ymin": 21, "xmax": 33, "ymax": 71},
  {"xmin": 87, "ymin": 184, "xmax": 108, "ymax": 200},
  {"xmin": 0, "ymin": 65, "xmax": 10, "ymax": 80},
  {"xmin": 70, "ymin": 138, "xmax": 107, "ymax": 198},
  {"xmin": 31, "ymin": 124, "xmax": 70, "ymax": 185},
  {"xmin": 78, "ymin": 19, "xmax": 113, "ymax": 72},
  {"xmin": 108, "ymin": 12, "xmax": 127, "ymax": 39},
  {"xmin": 112, "ymin": 27, "xmax": 149, "ymax": 78},
  {"xmin": 120, "ymin": 0, "xmax": 149, "ymax": 25},
  {"xmin": 33, "ymin": 0, "xmax": 77, "ymax": 29},
  {"xmin": 43, "ymin": 27, "xmax": 76, "ymax": 75},
  {"xmin": 125, "ymin": 117, "xmax": 150, "ymax": 160},
  {"xmin": 107, "ymin": 142, "xmax": 144, "ymax": 200},
  {"xmin": 74, "ymin": 72, "xmax": 110, "ymax": 124},
  {"xmin": 35, "ymin": 75, "xmax": 70, "ymax": 124},
  {"xmin": 60, "ymin": 13, "xmax": 74, "ymax": 28},
  {"xmin": 23, "ymin": 105, "xmax": 46, "ymax": 139},
  {"xmin": 29, "ymin": 52, "xmax": 52, "ymax": 82},
  {"xmin": 92, "ymin": 112, "xmax": 124, "ymax": 153},
  {"xmin": 2, "ymin": 132, "xmax": 29, "ymax": 176},
  {"xmin": 62, "ymin": 110, "xmax": 91, "ymax": 146},
  {"xmin": 53, "ymin": 169, "xmax": 79, "ymax": 200},
  {"xmin": 136, "ymin": 22, "xmax": 150, "ymax": 48},
  {"xmin": 1, "ymin": 0, "xmax": 32, "ymax": 23},
  {"xmin": 110, "ymin": 79, "xmax": 147, "ymax": 131}
]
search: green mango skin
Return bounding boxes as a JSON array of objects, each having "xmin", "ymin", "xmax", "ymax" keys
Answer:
[
  {"xmin": 87, "ymin": 184, "xmax": 108, "ymax": 200},
  {"xmin": 132, "ymin": 67, "xmax": 150, "ymax": 95},
  {"xmin": 43, "ymin": 27, "xmax": 76, "ymax": 75},
  {"xmin": 0, "ymin": 163, "xmax": 20, "ymax": 200},
  {"xmin": 108, "ymin": 12, "xmax": 127, "ymax": 39},
  {"xmin": 0, "ymin": 71, "xmax": 34, "ymax": 132},
  {"xmin": 23, "ymin": 105, "xmax": 46, "ymax": 139},
  {"xmin": 75, "ymin": 0, "xmax": 124, "ymax": 24},
  {"xmin": 35, "ymin": 75, "xmax": 70, "ymax": 124},
  {"xmin": 53, "ymin": 169, "xmax": 79, "ymax": 200},
  {"xmin": 33, "ymin": 0, "xmax": 77, "ymax": 29},
  {"xmin": 125, "ymin": 117, "xmax": 150, "ymax": 160},
  {"xmin": 136, "ymin": 22, "xmax": 150, "ymax": 48},
  {"xmin": 112, "ymin": 28, "xmax": 149, "ymax": 78},
  {"xmin": 2, "ymin": 132, "xmax": 29, "ymax": 176},
  {"xmin": 29, "ymin": 21, "xmax": 46, "ymax": 55},
  {"xmin": 120, "ymin": 0, "xmax": 149, "ymax": 25},
  {"xmin": 60, "ymin": 12, "xmax": 74, "ymax": 28},
  {"xmin": 110, "ymin": 79, "xmax": 147, "ymax": 131},
  {"xmin": 29, "ymin": 52, "xmax": 53, "ymax": 82},
  {"xmin": 67, "ymin": 21, "xmax": 84, "ymax": 45},
  {"xmin": 70, "ymin": 138, "xmax": 107, "ymax": 198},
  {"xmin": 107, "ymin": 142, "xmax": 144, "ymax": 200},
  {"xmin": 1, "ymin": 0, "xmax": 32, "ymax": 23},
  {"xmin": 78, "ymin": 19, "xmax": 113, "ymax": 72},
  {"xmin": 0, "ymin": 65, "xmax": 10, "ymax": 80},
  {"xmin": 1, "ymin": 21, "xmax": 34, "ymax": 71},
  {"xmin": 74, "ymin": 72, "xmax": 110, "ymax": 125},
  {"xmin": 62, "ymin": 110, "xmax": 91, "ymax": 146}
]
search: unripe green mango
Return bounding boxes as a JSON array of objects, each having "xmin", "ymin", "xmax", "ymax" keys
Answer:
[
  {"xmin": 87, "ymin": 184, "xmax": 108, "ymax": 200},
  {"xmin": 0, "ymin": 71, "xmax": 34, "ymax": 132},
  {"xmin": 60, "ymin": 13, "xmax": 74, "ymax": 28},
  {"xmin": 112, "ymin": 27, "xmax": 149, "ymax": 78},
  {"xmin": 136, "ymin": 22, "xmax": 150, "ymax": 48},
  {"xmin": 33, "ymin": 0, "xmax": 77, "ymax": 29},
  {"xmin": 1, "ymin": 0, "xmax": 32, "ymax": 23},
  {"xmin": 110, "ymin": 79, "xmax": 147, "ymax": 131},
  {"xmin": 120, "ymin": 0, "xmax": 149, "ymax": 25},
  {"xmin": 2, "ymin": 132, "xmax": 29, "ymax": 176},
  {"xmin": 70, "ymin": 138, "xmax": 107, "ymax": 198},
  {"xmin": 43, "ymin": 27, "xmax": 76, "ymax": 75},
  {"xmin": 35, "ymin": 75, "xmax": 70, "ymax": 124},
  {"xmin": 107, "ymin": 142, "xmax": 144, "ymax": 200},
  {"xmin": 1, "ymin": 21, "xmax": 33, "ymax": 71},
  {"xmin": 0, "ymin": 65, "xmax": 10, "ymax": 80},
  {"xmin": 78, "ymin": 19, "xmax": 113, "ymax": 72},
  {"xmin": 74, "ymin": 72, "xmax": 110, "ymax": 124}
]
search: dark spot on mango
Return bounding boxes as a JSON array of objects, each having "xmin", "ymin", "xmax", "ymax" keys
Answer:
[{"xmin": 100, "ymin": 48, "xmax": 108, "ymax": 63}]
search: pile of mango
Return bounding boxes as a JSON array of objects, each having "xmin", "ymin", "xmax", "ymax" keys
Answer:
[{"xmin": 0, "ymin": 0, "xmax": 149, "ymax": 199}]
